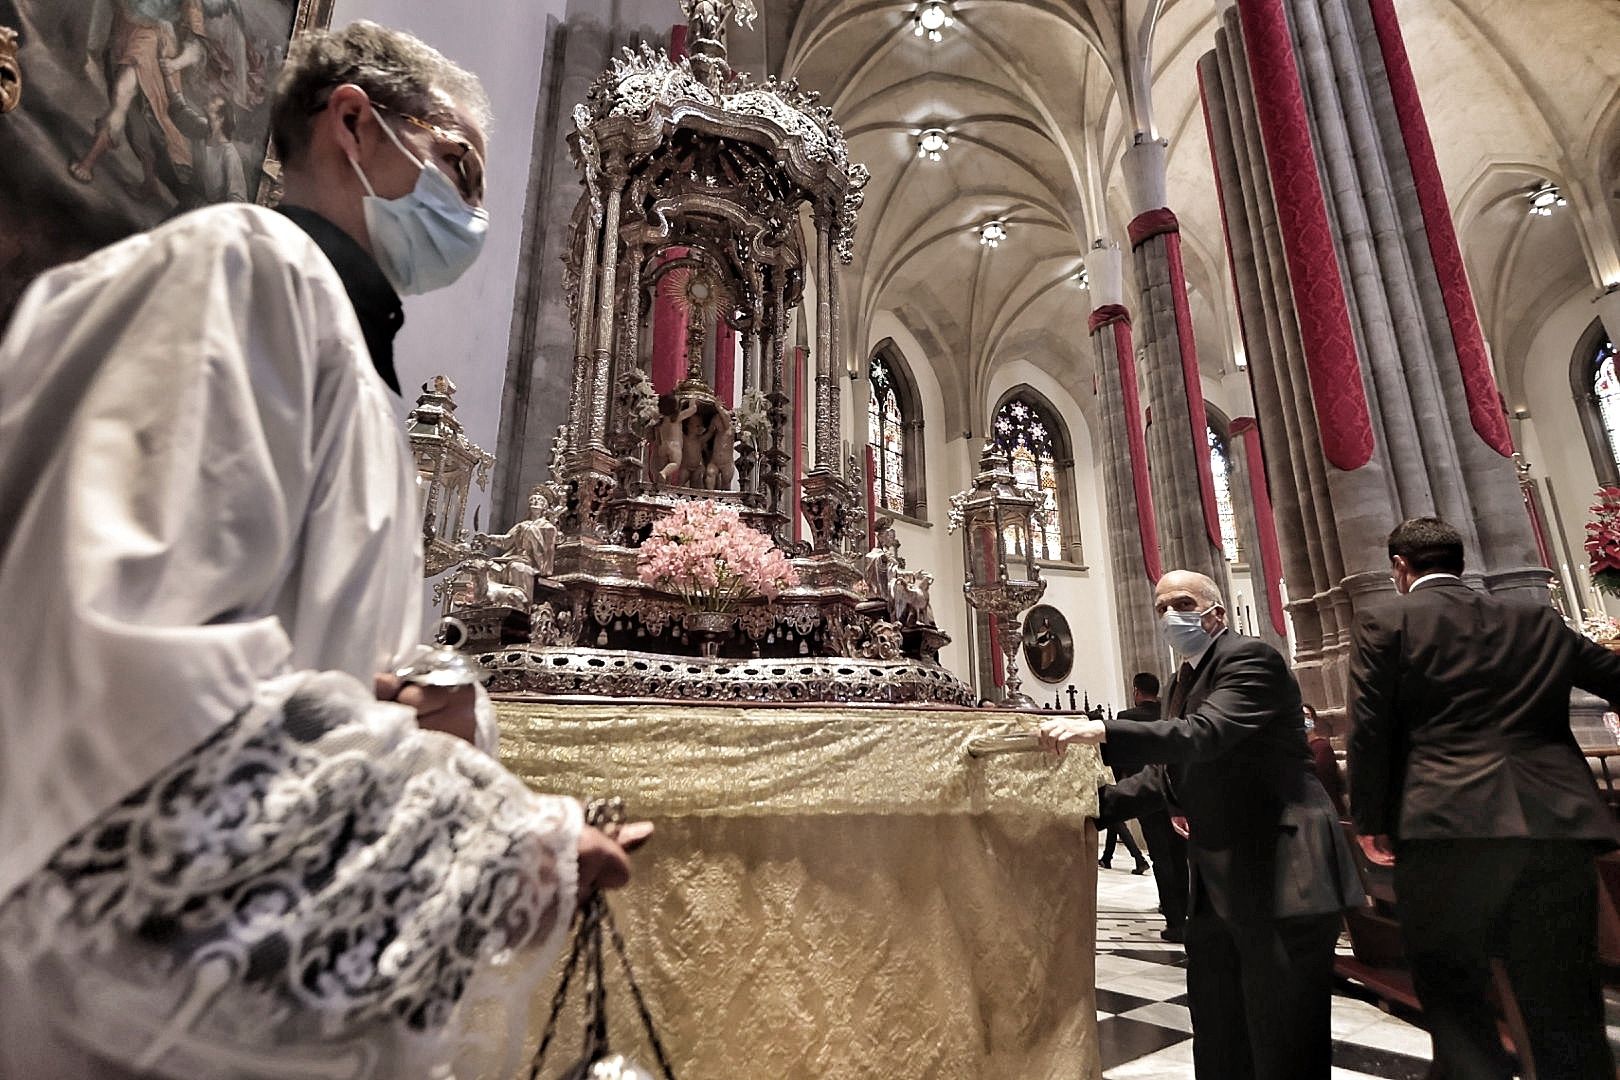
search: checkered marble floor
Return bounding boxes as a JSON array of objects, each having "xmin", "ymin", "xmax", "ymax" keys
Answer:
[
  {"xmin": 1094, "ymin": 856, "xmax": 1433, "ymax": 1079},
  {"xmin": 1095, "ymin": 854, "xmax": 1620, "ymax": 1078}
]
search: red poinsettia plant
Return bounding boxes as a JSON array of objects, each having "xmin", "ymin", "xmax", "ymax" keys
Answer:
[{"xmin": 1586, "ymin": 488, "xmax": 1620, "ymax": 596}]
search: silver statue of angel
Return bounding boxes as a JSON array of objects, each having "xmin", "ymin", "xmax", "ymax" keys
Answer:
[{"xmin": 680, "ymin": 0, "xmax": 757, "ymax": 36}]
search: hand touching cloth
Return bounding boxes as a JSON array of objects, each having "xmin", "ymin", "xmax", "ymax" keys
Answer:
[{"xmin": 1038, "ymin": 715, "xmax": 1108, "ymax": 754}]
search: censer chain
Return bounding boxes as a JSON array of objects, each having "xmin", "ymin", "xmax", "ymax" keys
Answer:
[{"xmin": 528, "ymin": 799, "xmax": 676, "ymax": 1080}]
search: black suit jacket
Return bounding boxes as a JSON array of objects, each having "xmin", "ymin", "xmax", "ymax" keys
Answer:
[
  {"xmin": 1100, "ymin": 631, "xmax": 1364, "ymax": 923},
  {"xmin": 1104, "ymin": 701, "xmax": 1161, "ymax": 782},
  {"xmin": 1347, "ymin": 577, "xmax": 1620, "ymax": 845}
]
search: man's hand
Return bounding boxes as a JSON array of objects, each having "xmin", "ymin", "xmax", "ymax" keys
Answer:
[
  {"xmin": 1037, "ymin": 716, "xmax": 1107, "ymax": 755},
  {"xmin": 373, "ymin": 673, "xmax": 479, "ymax": 744},
  {"xmin": 578, "ymin": 821, "xmax": 654, "ymax": 898},
  {"xmin": 1170, "ymin": 815, "xmax": 1190, "ymax": 840},
  {"xmin": 1357, "ymin": 833, "xmax": 1396, "ymax": 867}
]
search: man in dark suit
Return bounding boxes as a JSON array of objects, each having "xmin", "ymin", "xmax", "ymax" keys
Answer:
[
  {"xmin": 1348, "ymin": 517, "xmax": 1620, "ymax": 1079},
  {"xmin": 1041, "ymin": 570, "xmax": 1363, "ymax": 1079},
  {"xmin": 1110, "ymin": 671, "xmax": 1190, "ymax": 942}
]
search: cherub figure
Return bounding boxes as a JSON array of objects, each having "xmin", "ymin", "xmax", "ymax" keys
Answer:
[
  {"xmin": 680, "ymin": 0, "xmax": 757, "ymax": 37},
  {"xmin": 679, "ymin": 400, "xmax": 715, "ymax": 487},
  {"xmin": 650, "ymin": 394, "xmax": 698, "ymax": 485},
  {"xmin": 704, "ymin": 403, "xmax": 736, "ymax": 490}
]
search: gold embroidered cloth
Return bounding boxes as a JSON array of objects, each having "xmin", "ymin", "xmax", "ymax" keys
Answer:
[{"xmin": 481, "ymin": 701, "xmax": 1105, "ymax": 1080}]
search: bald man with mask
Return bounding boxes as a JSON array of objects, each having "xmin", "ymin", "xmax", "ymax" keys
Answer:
[{"xmin": 1041, "ymin": 570, "xmax": 1363, "ymax": 1080}]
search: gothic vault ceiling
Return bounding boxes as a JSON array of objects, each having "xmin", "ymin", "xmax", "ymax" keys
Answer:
[{"xmin": 728, "ymin": 0, "xmax": 1620, "ymax": 436}]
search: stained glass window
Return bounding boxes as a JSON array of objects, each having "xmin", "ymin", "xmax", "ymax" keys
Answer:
[
  {"xmin": 1208, "ymin": 426, "xmax": 1240, "ymax": 563},
  {"xmin": 868, "ymin": 355, "xmax": 906, "ymax": 513},
  {"xmin": 1595, "ymin": 338, "xmax": 1620, "ymax": 477},
  {"xmin": 992, "ymin": 396, "xmax": 1065, "ymax": 560}
]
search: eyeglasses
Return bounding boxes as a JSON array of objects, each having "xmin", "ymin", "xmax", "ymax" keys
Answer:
[{"xmin": 372, "ymin": 101, "xmax": 485, "ymax": 206}]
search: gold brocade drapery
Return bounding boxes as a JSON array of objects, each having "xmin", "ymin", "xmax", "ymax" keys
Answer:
[{"xmin": 480, "ymin": 701, "xmax": 1106, "ymax": 1080}]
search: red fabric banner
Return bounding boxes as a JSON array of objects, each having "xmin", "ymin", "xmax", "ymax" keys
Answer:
[
  {"xmin": 651, "ymin": 246, "xmax": 689, "ymax": 394},
  {"xmin": 1237, "ymin": 0, "xmax": 1374, "ymax": 472},
  {"xmin": 1366, "ymin": 0, "xmax": 1513, "ymax": 458},
  {"xmin": 1127, "ymin": 207, "xmax": 1181, "ymax": 250},
  {"xmin": 1230, "ymin": 417, "xmax": 1288, "ymax": 637},
  {"xmin": 1095, "ymin": 309, "xmax": 1165, "ymax": 584},
  {"xmin": 1164, "ymin": 230, "xmax": 1227, "ymax": 552},
  {"xmin": 1089, "ymin": 304, "xmax": 1130, "ymax": 334},
  {"xmin": 1197, "ymin": 63, "xmax": 1256, "ymax": 373},
  {"xmin": 670, "ymin": 24, "xmax": 688, "ymax": 60}
]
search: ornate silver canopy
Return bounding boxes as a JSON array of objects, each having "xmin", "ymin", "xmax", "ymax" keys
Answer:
[{"xmin": 424, "ymin": 25, "xmax": 968, "ymax": 705}]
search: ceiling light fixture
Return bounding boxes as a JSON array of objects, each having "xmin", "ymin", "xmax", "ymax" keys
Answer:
[
  {"xmin": 978, "ymin": 220, "xmax": 1007, "ymax": 248},
  {"xmin": 912, "ymin": 1, "xmax": 954, "ymax": 42},
  {"xmin": 916, "ymin": 128, "xmax": 949, "ymax": 161},
  {"xmin": 1527, "ymin": 180, "xmax": 1567, "ymax": 217}
]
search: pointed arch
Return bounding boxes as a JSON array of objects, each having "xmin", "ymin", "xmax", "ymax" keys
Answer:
[
  {"xmin": 989, "ymin": 385, "xmax": 1081, "ymax": 563},
  {"xmin": 1571, "ymin": 317, "xmax": 1620, "ymax": 487},
  {"xmin": 867, "ymin": 339, "xmax": 927, "ymax": 519}
]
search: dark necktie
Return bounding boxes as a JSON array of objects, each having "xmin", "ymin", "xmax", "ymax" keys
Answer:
[{"xmin": 1167, "ymin": 661, "xmax": 1195, "ymax": 717}]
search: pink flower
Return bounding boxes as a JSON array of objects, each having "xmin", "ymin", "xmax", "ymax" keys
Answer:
[{"xmin": 636, "ymin": 498, "xmax": 800, "ymax": 609}]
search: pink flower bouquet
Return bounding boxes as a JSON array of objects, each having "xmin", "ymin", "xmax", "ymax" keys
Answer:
[
  {"xmin": 637, "ymin": 499, "xmax": 799, "ymax": 612},
  {"xmin": 1587, "ymin": 488, "xmax": 1620, "ymax": 596}
]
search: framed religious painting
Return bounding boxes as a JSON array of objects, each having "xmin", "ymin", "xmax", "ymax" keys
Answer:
[
  {"xmin": 0, "ymin": 0, "xmax": 335, "ymax": 327},
  {"xmin": 1021, "ymin": 603, "xmax": 1074, "ymax": 684}
]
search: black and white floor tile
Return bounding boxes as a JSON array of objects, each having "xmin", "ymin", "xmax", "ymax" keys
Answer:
[
  {"xmin": 1095, "ymin": 856, "xmax": 1620, "ymax": 1077},
  {"xmin": 1094, "ymin": 858, "xmax": 1427, "ymax": 1079}
]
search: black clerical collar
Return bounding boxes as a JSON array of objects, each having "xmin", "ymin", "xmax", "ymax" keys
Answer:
[{"xmin": 277, "ymin": 205, "xmax": 405, "ymax": 394}]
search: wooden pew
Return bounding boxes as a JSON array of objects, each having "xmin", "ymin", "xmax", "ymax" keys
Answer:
[{"xmin": 1333, "ymin": 819, "xmax": 1538, "ymax": 1079}]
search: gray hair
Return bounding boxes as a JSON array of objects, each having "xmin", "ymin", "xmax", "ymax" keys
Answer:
[
  {"xmin": 270, "ymin": 21, "xmax": 491, "ymax": 166},
  {"xmin": 1158, "ymin": 569, "xmax": 1225, "ymax": 610}
]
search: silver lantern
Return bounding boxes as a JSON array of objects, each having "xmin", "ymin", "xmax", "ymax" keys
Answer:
[{"xmin": 950, "ymin": 440, "xmax": 1048, "ymax": 708}]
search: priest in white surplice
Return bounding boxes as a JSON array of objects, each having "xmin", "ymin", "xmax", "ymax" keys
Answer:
[{"xmin": 0, "ymin": 23, "xmax": 644, "ymax": 1080}]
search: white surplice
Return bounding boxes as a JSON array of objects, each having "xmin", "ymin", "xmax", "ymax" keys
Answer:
[{"xmin": 0, "ymin": 204, "xmax": 580, "ymax": 1079}]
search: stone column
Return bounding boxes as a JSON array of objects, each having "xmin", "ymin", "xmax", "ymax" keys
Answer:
[
  {"xmin": 493, "ymin": 13, "xmax": 617, "ymax": 530},
  {"xmin": 1123, "ymin": 139, "xmax": 1230, "ymax": 588},
  {"xmin": 1089, "ymin": 285, "xmax": 1167, "ymax": 695},
  {"xmin": 1228, "ymin": 418, "xmax": 1290, "ymax": 655},
  {"xmin": 1354, "ymin": 0, "xmax": 1544, "ymax": 599},
  {"xmin": 1202, "ymin": 33, "xmax": 1344, "ymax": 710},
  {"xmin": 1197, "ymin": 0, "xmax": 1550, "ymax": 720}
]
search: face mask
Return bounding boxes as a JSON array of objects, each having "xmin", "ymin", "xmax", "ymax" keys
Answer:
[
  {"xmin": 349, "ymin": 111, "xmax": 488, "ymax": 295},
  {"xmin": 1160, "ymin": 606, "xmax": 1214, "ymax": 657}
]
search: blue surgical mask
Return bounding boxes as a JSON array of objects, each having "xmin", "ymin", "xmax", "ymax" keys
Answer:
[
  {"xmin": 350, "ymin": 114, "xmax": 488, "ymax": 295},
  {"xmin": 1160, "ymin": 606, "xmax": 1215, "ymax": 657}
]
